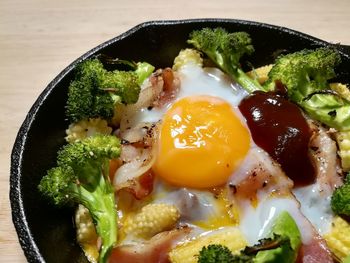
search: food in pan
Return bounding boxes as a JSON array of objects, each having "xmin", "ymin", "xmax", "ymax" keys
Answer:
[{"xmin": 39, "ymin": 27, "xmax": 350, "ymax": 262}]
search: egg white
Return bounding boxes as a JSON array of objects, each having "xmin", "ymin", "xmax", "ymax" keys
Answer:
[
  {"xmin": 238, "ymin": 196, "xmax": 315, "ymax": 245},
  {"xmin": 119, "ymin": 62, "xmax": 336, "ymax": 249},
  {"xmin": 131, "ymin": 64, "xmax": 248, "ymax": 125},
  {"xmin": 292, "ymin": 183, "xmax": 333, "ymax": 235}
]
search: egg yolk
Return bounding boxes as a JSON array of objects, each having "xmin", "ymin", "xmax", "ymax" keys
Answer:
[{"xmin": 153, "ymin": 95, "xmax": 250, "ymax": 188}]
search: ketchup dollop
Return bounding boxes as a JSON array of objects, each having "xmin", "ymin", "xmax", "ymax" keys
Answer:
[{"xmin": 239, "ymin": 91, "xmax": 315, "ymax": 186}]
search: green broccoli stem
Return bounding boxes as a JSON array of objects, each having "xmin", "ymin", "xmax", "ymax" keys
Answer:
[
  {"xmin": 206, "ymin": 52, "xmax": 266, "ymax": 93},
  {"xmin": 187, "ymin": 28, "xmax": 266, "ymax": 94},
  {"xmin": 94, "ymin": 190, "xmax": 117, "ymax": 263},
  {"xmin": 39, "ymin": 135, "xmax": 121, "ymax": 263},
  {"xmin": 234, "ymin": 68, "xmax": 268, "ymax": 93},
  {"xmin": 79, "ymin": 165, "xmax": 117, "ymax": 263}
]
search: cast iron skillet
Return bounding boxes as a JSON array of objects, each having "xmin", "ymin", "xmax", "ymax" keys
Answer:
[{"xmin": 10, "ymin": 19, "xmax": 350, "ymax": 263}]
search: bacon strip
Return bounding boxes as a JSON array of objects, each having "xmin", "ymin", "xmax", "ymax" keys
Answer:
[
  {"xmin": 108, "ymin": 227, "xmax": 190, "ymax": 263},
  {"xmin": 309, "ymin": 121, "xmax": 343, "ymax": 190},
  {"xmin": 113, "ymin": 122, "xmax": 158, "ymax": 200},
  {"xmin": 153, "ymin": 68, "xmax": 180, "ymax": 108},
  {"xmin": 228, "ymin": 148, "xmax": 293, "ymax": 203},
  {"xmin": 117, "ymin": 171, "xmax": 154, "ymax": 200},
  {"xmin": 297, "ymin": 234, "xmax": 333, "ymax": 263}
]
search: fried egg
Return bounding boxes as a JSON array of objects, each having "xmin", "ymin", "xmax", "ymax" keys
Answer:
[
  {"xmin": 119, "ymin": 62, "xmax": 336, "ymax": 249},
  {"xmin": 137, "ymin": 64, "xmax": 251, "ymax": 189},
  {"xmin": 153, "ymin": 95, "xmax": 250, "ymax": 188}
]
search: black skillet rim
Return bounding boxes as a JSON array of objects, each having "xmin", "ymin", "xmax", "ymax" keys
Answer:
[{"xmin": 9, "ymin": 18, "xmax": 350, "ymax": 262}]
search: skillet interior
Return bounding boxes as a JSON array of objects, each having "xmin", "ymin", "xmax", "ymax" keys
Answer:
[{"xmin": 10, "ymin": 19, "xmax": 350, "ymax": 263}]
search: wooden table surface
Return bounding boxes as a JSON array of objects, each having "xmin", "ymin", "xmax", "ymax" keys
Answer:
[{"xmin": 1, "ymin": 0, "xmax": 349, "ymax": 261}]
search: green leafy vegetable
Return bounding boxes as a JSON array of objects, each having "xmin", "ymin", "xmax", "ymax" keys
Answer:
[
  {"xmin": 66, "ymin": 58, "xmax": 154, "ymax": 123},
  {"xmin": 331, "ymin": 173, "xmax": 350, "ymax": 216},
  {"xmin": 188, "ymin": 27, "xmax": 267, "ymax": 93},
  {"xmin": 198, "ymin": 244, "xmax": 244, "ymax": 263},
  {"xmin": 264, "ymin": 48, "xmax": 350, "ymax": 131},
  {"xmin": 197, "ymin": 211, "xmax": 301, "ymax": 263},
  {"xmin": 38, "ymin": 134, "xmax": 121, "ymax": 263}
]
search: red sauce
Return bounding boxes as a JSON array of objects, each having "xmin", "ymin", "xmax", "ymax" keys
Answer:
[{"xmin": 239, "ymin": 91, "xmax": 315, "ymax": 186}]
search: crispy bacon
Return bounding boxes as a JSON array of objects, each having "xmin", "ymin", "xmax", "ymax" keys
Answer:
[
  {"xmin": 113, "ymin": 143, "xmax": 156, "ymax": 200},
  {"xmin": 119, "ymin": 68, "xmax": 179, "ymax": 133},
  {"xmin": 119, "ymin": 74, "xmax": 163, "ymax": 133},
  {"xmin": 153, "ymin": 68, "xmax": 180, "ymax": 108},
  {"xmin": 232, "ymin": 165, "xmax": 289, "ymax": 204},
  {"xmin": 297, "ymin": 234, "xmax": 333, "ymax": 263},
  {"xmin": 114, "ymin": 120, "xmax": 158, "ymax": 199},
  {"xmin": 108, "ymin": 227, "xmax": 190, "ymax": 263},
  {"xmin": 117, "ymin": 170, "xmax": 155, "ymax": 200},
  {"xmin": 114, "ymin": 68, "xmax": 179, "ymax": 200},
  {"xmin": 109, "ymin": 159, "xmax": 122, "ymax": 181},
  {"xmin": 121, "ymin": 123, "xmax": 157, "ymax": 148},
  {"xmin": 309, "ymin": 121, "xmax": 343, "ymax": 190},
  {"xmin": 229, "ymin": 148, "xmax": 293, "ymax": 203}
]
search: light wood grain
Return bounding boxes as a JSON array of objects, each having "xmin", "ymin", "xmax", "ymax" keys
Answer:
[{"xmin": 1, "ymin": 0, "xmax": 349, "ymax": 261}]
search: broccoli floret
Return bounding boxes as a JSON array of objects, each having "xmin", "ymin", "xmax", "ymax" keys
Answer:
[
  {"xmin": 198, "ymin": 244, "xmax": 246, "ymax": 263},
  {"xmin": 38, "ymin": 134, "xmax": 121, "ymax": 263},
  {"xmin": 66, "ymin": 58, "xmax": 154, "ymax": 123},
  {"xmin": 331, "ymin": 173, "xmax": 350, "ymax": 216},
  {"xmin": 188, "ymin": 27, "xmax": 267, "ymax": 93},
  {"xmin": 264, "ymin": 48, "xmax": 350, "ymax": 131},
  {"xmin": 265, "ymin": 48, "xmax": 340, "ymax": 98}
]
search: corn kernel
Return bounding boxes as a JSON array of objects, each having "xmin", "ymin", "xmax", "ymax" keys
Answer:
[
  {"xmin": 173, "ymin": 49, "xmax": 203, "ymax": 71},
  {"xmin": 335, "ymin": 130, "xmax": 350, "ymax": 171},
  {"xmin": 123, "ymin": 203, "xmax": 180, "ymax": 239},
  {"xmin": 65, "ymin": 118, "xmax": 112, "ymax": 143},
  {"xmin": 169, "ymin": 228, "xmax": 247, "ymax": 263},
  {"xmin": 330, "ymin": 83, "xmax": 350, "ymax": 102},
  {"xmin": 324, "ymin": 216, "xmax": 350, "ymax": 260},
  {"xmin": 246, "ymin": 64, "xmax": 273, "ymax": 84},
  {"xmin": 75, "ymin": 205, "xmax": 99, "ymax": 263}
]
